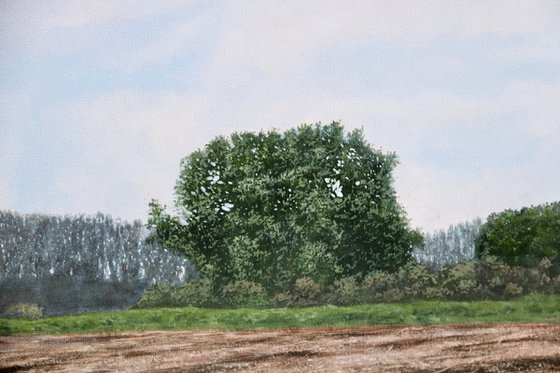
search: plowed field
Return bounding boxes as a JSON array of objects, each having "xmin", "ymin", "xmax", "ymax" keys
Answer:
[{"xmin": 1, "ymin": 324, "xmax": 560, "ymax": 372}]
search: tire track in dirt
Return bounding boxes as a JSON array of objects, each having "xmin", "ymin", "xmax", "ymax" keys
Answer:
[{"xmin": 1, "ymin": 324, "xmax": 559, "ymax": 372}]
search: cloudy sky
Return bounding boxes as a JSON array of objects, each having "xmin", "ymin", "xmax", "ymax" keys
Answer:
[{"xmin": 1, "ymin": 1, "xmax": 559, "ymax": 233}]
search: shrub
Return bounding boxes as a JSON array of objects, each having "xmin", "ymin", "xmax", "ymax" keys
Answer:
[
  {"xmin": 289, "ymin": 277, "xmax": 322, "ymax": 307},
  {"xmin": 423, "ymin": 286, "xmax": 445, "ymax": 300},
  {"xmin": 441, "ymin": 261, "xmax": 481, "ymax": 300},
  {"xmin": 272, "ymin": 291, "xmax": 293, "ymax": 307},
  {"xmin": 330, "ymin": 276, "xmax": 361, "ymax": 305},
  {"xmin": 4, "ymin": 303, "xmax": 43, "ymax": 319},
  {"xmin": 553, "ymin": 275, "xmax": 560, "ymax": 293},
  {"xmin": 135, "ymin": 284, "xmax": 173, "ymax": 308},
  {"xmin": 396, "ymin": 263, "xmax": 437, "ymax": 299},
  {"xmin": 361, "ymin": 271, "xmax": 398, "ymax": 302},
  {"xmin": 134, "ymin": 255, "xmax": 560, "ymax": 309},
  {"xmin": 521, "ymin": 268, "xmax": 544, "ymax": 293},
  {"xmin": 221, "ymin": 280, "xmax": 269, "ymax": 308},
  {"xmin": 381, "ymin": 288, "xmax": 406, "ymax": 303},
  {"xmin": 173, "ymin": 279, "xmax": 217, "ymax": 307},
  {"xmin": 135, "ymin": 279, "xmax": 216, "ymax": 308},
  {"xmin": 504, "ymin": 282, "xmax": 523, "ymax": 297}
]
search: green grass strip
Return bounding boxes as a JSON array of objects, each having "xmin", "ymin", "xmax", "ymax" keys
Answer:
[{"xmin": 1, "ymin": 294, "xmax": 559, "ymax": 335}]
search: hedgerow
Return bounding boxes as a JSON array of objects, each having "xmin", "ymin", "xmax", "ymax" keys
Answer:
[{"xmin": 134, "ymin": 256, "xmax": 560, "ymax": 309}]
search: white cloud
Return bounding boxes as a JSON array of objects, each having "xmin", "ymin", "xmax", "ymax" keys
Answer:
[
  {"xmin": 1, "ymin": 0, "xmax": 190, "ymax": 30},
  {"xmin": 499, "ymin": 80, "xmax": 560, "ymax": 140},
  {"xmin": 394, "ymin": 162, "xmax": 480, "ymax": 232},
  {"xmin": 205, "ymin": 1, "xmax": 560, "ymax": 82},
  {"xmin": 34, "ymin": 89, "xmax": 213, "ymax": 220},
  {"xmin": 8, "ymin": 76, "xmax": 558, "ymax": 229},
  {"xmin": 493, "ymin": 34, "xmax": 560, "ymax": 63},
  {"xmin": 1, "ymin": 0, "xmax": 195, "ymax": 61},
  {"xmin": 451, "ymin": 1, "xmax": 559, "ymax": 37},
  {"xmin": 0, "ymin": 91, "xmax": 25, "ymax": 211},
  {"xmin": 124, "ymin": 13, "xmax": 208, "ymax": 71}
]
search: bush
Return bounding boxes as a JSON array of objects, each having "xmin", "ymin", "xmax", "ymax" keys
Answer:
[
  {"xmin": 441, "ymin": 261, "xmax": 481, "ymax": 300},
  {"xmin": 361, "ymin": 271, "xmax": 398, "ymax": 303},
  {"xmin": 361, "ymin": 264, "xmax": 442, "ymax": 302},
  {"xmin": 553, "ymin": 275, "xmax": 560, "ymax": 293},
  {"xmin": 172, "ymin": 279, "xmax": 217, "ymax": 307},
  {"xmin": 134, "ymin": 254, "xmax": 560, "ymax": 309},
  {"xmin": 330, "ymin": 276, "xmax": 361, "ymax": 305},
  {"xmin": 221, "ymin": 280, "xmax": 269, "ymax": 308},
  {"xmin": 396, "ymin": 263, "xmax": 438, "ymax": 299},
  {"xmin": 277, "ymin": 277, "xmax": 322, "ymax": 307},
  {"xmin": 135, "ymin": 279, "xmax": 216, "ymax": 308},
  {"xmin": 4, "ymin": 303, "xmax": 43, "ymax": 319},
  {"xmin": 474, "ymin": 256, "xmax": 560, "ymax": 298},
  {"xmin": 504, "ymin": 282, "xmax": 523, "ymax": 297},
  {"xmin": 476, "ymin": 256, "xmax": 509, "ymax": 295},
  {"xmin": 135, "ymin": 284, "xmax": 173, "ymax": 308}
]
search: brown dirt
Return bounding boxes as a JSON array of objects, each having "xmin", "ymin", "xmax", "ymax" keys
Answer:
[{"xmin": 1, "ymin": 324, "xmax": 560, "ymax": 372}]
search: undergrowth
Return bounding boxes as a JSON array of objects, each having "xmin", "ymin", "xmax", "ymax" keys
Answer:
[{"xmin": 134, "ymin": 257, "xmax": 560, "ymax": 309}]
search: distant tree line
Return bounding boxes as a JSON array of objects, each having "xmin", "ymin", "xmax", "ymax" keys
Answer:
[
  {"xmin": 0, "ymin": 211, "xmax": 197, "ymax": 314},
  {"xmin": 414, "ymin": 201, "xmax": 560, "ymax": 270},
  {"xmin": 413, "ymin": 218, "xmax": 483, "ymax": 268}
]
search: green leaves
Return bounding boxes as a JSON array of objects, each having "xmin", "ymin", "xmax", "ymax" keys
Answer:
[
  {"xmin": 150, "ymin": 122, "xmax": 418, "ymax": 291},
  {"xmin": 476, "ymin": 202, "xmax": 560, "ymax": 265}
]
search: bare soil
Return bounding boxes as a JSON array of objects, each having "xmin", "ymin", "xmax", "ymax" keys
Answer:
[{"xmin": 1, "ymin": 324, "xmax": 560, "ymax": 372}]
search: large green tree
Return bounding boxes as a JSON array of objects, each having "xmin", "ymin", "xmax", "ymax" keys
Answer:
[
  {"xmin": 149, "ymin": 122, "xmax": 421, "ymax": 291},
  {"xmin": 475, "ymin": 202, "xmax": 560, "ymax": 265}
]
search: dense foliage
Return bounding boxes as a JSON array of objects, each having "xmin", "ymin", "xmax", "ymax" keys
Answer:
[
  {"xmin": 136, "ymin": 257, "xmax": 560, "ymax": 309},
  {"xmin": 475, "ymin": 202, "xmax": 560, "ymax": 265},
  {"xmin": 149, "ymin": 122, "xmax": 421, "ymax": 291},
  {"xmin": 0, "ymin": 211, "xmax": 197, "ymax": 314}
]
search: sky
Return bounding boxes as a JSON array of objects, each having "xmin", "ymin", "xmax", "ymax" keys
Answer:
[{"xmin": 1, "ymin": 1, "xmax": 559, "ymax": 233}]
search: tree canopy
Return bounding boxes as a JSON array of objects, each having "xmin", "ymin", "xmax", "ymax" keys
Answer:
[
  {"xmin": 475, "ymin": 202, "xmax": 560, "ymax": 265},
  {"xmin": 149, "ymin": 122, "xmax": 421, "ymax": 290}
]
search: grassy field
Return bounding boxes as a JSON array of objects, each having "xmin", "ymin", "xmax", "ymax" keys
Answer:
[{"xmin": 1, "ymin": 294, "xmax": 559, "ymax": 335}]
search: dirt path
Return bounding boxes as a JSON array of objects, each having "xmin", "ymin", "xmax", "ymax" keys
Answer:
[{"xmin": 1, "ymin": 324, "xmax": 560, "ymax": 372}]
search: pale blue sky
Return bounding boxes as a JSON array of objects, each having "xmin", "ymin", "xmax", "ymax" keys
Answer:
[{"xmin": 1, "ymin": 1, "xmax": 559, "ymax": 232}]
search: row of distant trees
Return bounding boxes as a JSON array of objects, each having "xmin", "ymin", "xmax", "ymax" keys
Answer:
[
  {"xmin": 414, "ymin": 202, "xmax": 560, "ymax": 268},
  {"xmin": 0, "ymin": 211, "xmax": 197, "ymax": 314},
  {"xmin": 0, "ymin": 210, "xmax": 484, "ymax": 314},
  {"xmin": 1, "ymin": 201, "xmax": 557, "ymax": 313},
  {"xmin": 413, "ymin": 218, "xmax": 483, "ymax": 268}
]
